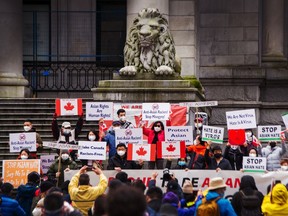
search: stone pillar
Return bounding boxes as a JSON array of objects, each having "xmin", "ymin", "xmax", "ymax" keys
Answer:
[
  {"xmin": 262, "ymin": 0, "xmax": 285, "ymax": 61},
  {"xmin": 0, "ymin": 0, "xmax": 29, "ymax": 97}
]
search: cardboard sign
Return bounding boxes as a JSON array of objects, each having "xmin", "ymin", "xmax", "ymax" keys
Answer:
[
  {"xmin": 258, "ymin": 125, "xmax": 281, "ymax": 142},
  {"xmin": 43, "ymin": 142, "xmax": 80, "ymax": 150},
  {"xmin": 55, "ymin": 98, "xmax": 82, "ymax": 116},
  {"xmin": 202, "ymin": 125, "xmax": 224, "ymax": 144},
  {"xmin": 165, "ymin": 126, "xmax": 193, "ymax": 145},
  {"xmin": 78, "ymin": 141, "xmax": 107, "ymax": 160},
  {"xmin": 282, "ymin": 113, "xmax": 288, "ymax": 128},
  {"xmin": 180, "ymin": 101, "xmax": 218, "ymax": 107},
  {"xmin": 86, "ymin": 102, "xmax": 113, "ymax": 121},
  {"xmin": 142, "ymin": 103, "xmax": 170, "ymax": 121},
  {"xmin": 242, "ymin": 157, "xmax": 267, "ymax": 172},
  {"xmin": 3, "ymin": 159, "xmax": 40, "ymax": 188},
  {"xmin": 9, "ymin": 133, "xmax": 37, "ymax": 152},
  {"xmin": 226, "ymin": 109, "xmax": 257, "ymax": 130},
  {"xmin": 228, "ymin": 129, "xmax": 246, "ymax": 145},
  {"xmin": 115, "ymin": 128, "xmax": 143, "ymax": 146},
  {"xmin": 127, "ymin": 144, "xmax": 156, "ymax": 161},
  {"xmin": 157, "ymin": 141, "xmax": 186, "ymax": 159},
  {"xmin": 40, "ymin": 155, "xmax": 56, "ymax": 174}
]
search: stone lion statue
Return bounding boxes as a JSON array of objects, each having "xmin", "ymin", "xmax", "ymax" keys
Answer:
[{"xmin": 120, "ymin": 8, "xmax": 180, "ymax": 76}]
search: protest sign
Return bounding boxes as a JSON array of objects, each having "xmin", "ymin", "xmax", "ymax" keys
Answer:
[
  {"xmin": 43, "ymin": 141, "xmax": 80, "ymax": 150},
  {"xmin": 86, "ymin": 102, "xmax": 113, "ymax": 121},
  {"xmin": 180, "ymin": 101, "xmax": 218, "ymax": 107},
  {"xmin": 165, "ymin": 126, "xmax": 193, "ymax": 145},
  {"xmin": 3, "ymin": 159, "xmax": 40, "ymax": 188},
  {"xmin": 127, "ymin": 144, "xmax": 156, "ymax": 161},
  {"xmin": 40, "ymin": 155, "xmax": 56, "ymax": 174},
  {"xmin": 226, "ymin": 109, "xmax": 257, "ymax": 130},
  {"xmin": 115, "ymin": 128, "xmax": 143, "ymax": 145},
  {"xmin": 228, "ymin": 129, "xmax": 246, "ymax": 145},
  {"xmin": 55, "ymin": 98, "xmax": 82, "ymax": 116},
  {"xmin": 157, "ymin": 141, "xmax": 186, "ymax": 159},
  {"xmin": 282, "ymin": 113, "xmax": 288, "ymax": 128},
  {"xmin": 78, "ymin": 141, "xmax": 107, "ymax": 160},
  {"xmin": 243, "ymin": 157, "xmax": 267, "ymax": 172},
  {"xmin": 202, "ymin": 125, "xmax": 224, "ymax": 144},
  {"xmin": 258, "ymin": 125, "xmax": 281, "ymax": 142},
  {"xmin": 9, "ymin": 132, "xmax": 36, "ymax": 152},
  {"xmin": 142, "ymin": 103, "xmax": 170, "ymax": 121}
]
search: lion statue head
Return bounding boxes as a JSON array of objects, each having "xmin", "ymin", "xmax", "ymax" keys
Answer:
[{"xmin": 120, "ymin": 8, "xmax": 181, "ymax": 76}]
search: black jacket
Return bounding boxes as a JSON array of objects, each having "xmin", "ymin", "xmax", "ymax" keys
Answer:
[
  {"xmin": 224, "ymin": 146, "xmax": 244, "ymax": 170},
  {"xmin": 204, "ymin": 149, "xmax": 232, "ymax": 170},
  {"xmin": 107, "ymin": 154, "xmax": 142, "ymax": 170}
]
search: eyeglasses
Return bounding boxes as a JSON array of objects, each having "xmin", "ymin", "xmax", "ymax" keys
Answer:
[{"xmin": 155, "ymin": 125, "xmax": 161, "ymax": 127}]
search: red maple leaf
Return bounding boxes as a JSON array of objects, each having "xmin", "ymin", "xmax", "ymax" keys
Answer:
[
  {"xmin": 166, "ymin": 144, "xmax": 176, "ymax": 152},
  {"xmin": 136, "ymin": 147, "xmax": 147, "ymax": 156},
  {"xmin": 64, "ymin": 102, "xmax": 74, "ymax": 111}
]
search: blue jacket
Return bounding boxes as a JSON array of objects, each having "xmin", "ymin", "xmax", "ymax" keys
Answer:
[
  {"xmin": 194, "ymin": 191, "xmax": 237, "ymax": 216},
  {"xmin": 0, "ymin": 195, "xmax": 26, "ymax": 216},
  {"xmin": 178, "ymin": 205, "xmax": 196, "ymax": 216},
  {"xmin": 104, "ymin": 131, "xmax": 116, "ymax": 158},
  {"xmin": 16, "ymin": 183, "xmax": 38, "ymax": 216}
]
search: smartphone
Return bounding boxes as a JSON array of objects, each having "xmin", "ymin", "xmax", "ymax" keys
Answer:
[{"xmin": 86, "ymin": 166, "xmax": 94, "ymax": 171}]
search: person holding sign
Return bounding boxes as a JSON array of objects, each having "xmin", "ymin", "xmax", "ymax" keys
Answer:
[
  {"xmin": 117, "ymin": 108, "xmax": 134, "ymax": 129},
  {"xmin": 224, "ymin": 143, "xmax": 247, "ymax": 170},
  {"xmin": 186, "ymin": 136, "xmax": 207, "ymax": 169},
  {"xmin": 278, "ymin": 159, "xmax": 288, "ymax": 171},
  {"xmin": 104, "ymin": 121, "xmax": 121, "ymax": 159}
]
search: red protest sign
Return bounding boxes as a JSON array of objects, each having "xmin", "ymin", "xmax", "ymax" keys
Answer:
[{"xmin": 228, "ymin": 129, "xmax": 246, "ymax": 145}]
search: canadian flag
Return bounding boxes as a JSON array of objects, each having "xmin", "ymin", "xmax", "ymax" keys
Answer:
[
  {"xmin": 127, "ymin": 144, "xmax": 156, "ymax": 161},
  {"xmin": 157, "ymin": 141, "xmax": 186, "ymax": 159},
  {"xmin": 55, "ymin": 98, "xmax": 82, "ymax": 116}
]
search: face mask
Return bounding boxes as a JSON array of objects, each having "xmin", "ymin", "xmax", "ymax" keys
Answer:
[
  {"xmin": 270, "ymin": 142, "xmax": 276, "ymax": 148},
  {"xmin": 214, "ymin": 153, "xmax": 222, "ymax": 159},
  {"xmin": 117, "ymin": 150, "xmax": 126, "ymax": 156},
  {"xmin": 281, "ymin": 166, "xmax": 288, "ymax": 171},
  {"xmin": 119, "ymin": 116, "xmax": 126, "ymax": 122},
  {"xmin": 63, "ymin": 129, "xmax": 71, "ymax": 135},
  {"xmin": 24, "ymin": 126, "xmax": 31, "ymax": 132},
  {"xmin": 178, "ymin": 161, "xmax": 186, "ymax": 166},
  {"xmin": 21, "ymin": 155, "xmax": 28, "ymax": 160},
  {"xmin": 249, "ymin": 153, "xmax": 256, "ymax": 157},
  {"xmin": 154, "ymin": 126, "xmax": 161, "ymax": 132},
  {"xmin": 195, "ymin": 123, "xmax": 203, "ymax": 128},
  {"xmin": 61, "ymin": 154, "xmax": 69, "ymax": 160},
  {"xmin": 89, "ymin": 135, "xmax": 96, "ymax": 141},
  {"xmin": 231, "ymin": 145, "xmax": 238, "ymax": 150}
]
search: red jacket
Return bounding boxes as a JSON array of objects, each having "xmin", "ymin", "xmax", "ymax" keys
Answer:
[{"xmin": 143, "ymin": 127, "xmax": 166, "ymax": 144}]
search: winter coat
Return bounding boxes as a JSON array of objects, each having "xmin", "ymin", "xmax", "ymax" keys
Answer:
[
  {"xmin": 194, "ymin": 191, "xmax": 237, "ymax": 216},
  {"xmin": 16, "ymin": 183, "xmax": 39, "ymax": 216},
  {"xmin": 261, "ymin": 184, "xmax": 288, "ymax": 216},
  {"xmin": 107, "ymin": 153, "xmax": 143, "ymax": 170},
  {"xmin": 143, "ymin": 127, "xmax": 165, "ymax": 145},
  {"xmin": 0, "ymin": 195, "xmax": 26, "ymax": 216},
  {"xmin": 261, "ymin": 141, "xmax": 287, "ymax": 171},
  {"xmin": 103, "ymin": 130, "xmax": 116, "ymax": 158},
  {"xmin": 204, "ymin": 149, "xmax": 232, "ymax": 170},
  {"xmin": 165, "ymin": 160, "xmax": 188, "ymax": 170},
  {"xmin": 224, "ymin": 146, "xmax": 244, "ymax": 170},
  {"xmin": 68, "ymin": 172, "xmax": 108, "ymax": 216}
]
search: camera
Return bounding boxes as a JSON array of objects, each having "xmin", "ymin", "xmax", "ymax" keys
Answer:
[
  {"xmin": 86, "ymin": 166, "xmax": 94, "ymax": 171},
  {"xmin": 163, "ymin": 168, "xmax": 173, "ymax": 181}
]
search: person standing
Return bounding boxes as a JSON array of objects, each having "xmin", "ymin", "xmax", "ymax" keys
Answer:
[
  {"xmin": 104, "ymin": 121, "xmax": 121, "ymax": 159},
  {"xmin": 117, "ymin": 108, "xmax": 134, "ymax": 129}
]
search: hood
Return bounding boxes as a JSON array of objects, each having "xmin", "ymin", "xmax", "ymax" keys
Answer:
[
  {"xmin": 272, "ymin": 184, "xmax": 288, "ymax": 205},
  {"xmin": 17, "ymin": 184, "xmax": 37, "ymax": 197},
  {"xmin": 205, "ymin": 190, "xmax": 222, "ymax": 201},
  {"xmin": 240, "ymin": 175, "xmax": 258, "ymax": 191}
]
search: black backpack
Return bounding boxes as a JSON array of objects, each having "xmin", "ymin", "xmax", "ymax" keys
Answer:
[{"xmin": 240, "ymin": 190, "xmax": 262, "ymax": 216}]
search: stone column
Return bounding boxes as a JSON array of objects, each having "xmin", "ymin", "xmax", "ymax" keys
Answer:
[
  {"xmin": 0, "ymin": 0, "xmax": 29, "ymax": 97},
  {"xmin": 262, "ymin": 0, "xmax": 286, "ymax": 61},
  {"xmin": 127, "ymin": 0, "xmax": 169, "ymax": 35}
]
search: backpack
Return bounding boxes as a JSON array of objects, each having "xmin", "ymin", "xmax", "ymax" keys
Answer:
[
  {"xmin": 196, "ymin": 196, "xmax": 221, "ymax": 216},
  {"xmin": 240, "ymin": 190, "xmax": 262, "ymax": 216}
]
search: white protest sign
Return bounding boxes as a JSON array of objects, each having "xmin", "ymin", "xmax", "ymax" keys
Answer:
[
  {"xmin": 226, "ymin": 109, "xmax": 257, "ymax": 130},
  {"xmin": 40, "ymin": 155, "xmax": 56, "ymax": 174},
  {"xmin": 115, "ymin": 128, "xmax": 143, "ymax": 145},
  {"xmin": 179, "ymin": 101, "xmax": 218, "ymax": 107},
  {"xmin": 55, "ymin": 98, "xmax": 82, "ymax": 116},
  {"xmin": 9, "ymin": 133, "xmax": 37, "ymax": 152},
  {"xmin": 78, "ymin": 141, "xmax": 106, "ymax": 160},
  {"xmin": 86, "ymin": 102, "xmax": 113, "ymax": 121},
  {"xmin": 282, "ymin": 113, "xmax": 288, "ymax": 128},
  {"xmin": 142, "ymin": 103, "xmax": 170, "ymax": 121},
  {"xmin": 157, "ymin": 141, "xmax": 186, "ymax": 159},
  {"xmin": 243, "ymin": 157, "xmax": 267, "ymax": 172},
  {"xmin": 258, "ymin": 125, "xmax": 281, "ymax": 142},
  {"xmin": 165, "ymin": 126, "xmax": 193, "ymax": 145},
  {"xmin": 202, "ymin": 125, "xmax": 224, "ymax": 144},
  {"xmin": 43, "ymin": 142, "xmax": 80, "ymax": 150}
]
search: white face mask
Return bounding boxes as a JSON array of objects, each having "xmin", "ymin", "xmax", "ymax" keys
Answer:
[
  {"xmin": 195, "ymin": 123, "xmax": 203, "ymax": 128},
  {"xmin": 231, "ymin": 145, "xmax": 238, "ymax": 150},
  {"xmin": 249, "ymin": 153, "xmax": 257, "ymax": 157},
  {"xmin": 63, "ymin": 129, "xmax": 71, "ymax": 134},
  {"xmin": 117, "ymin": 150, "xmax": 126, "ymax": 156},
  {"xmin": 24, "ymin": 126, "xmax": 31, "ymax": 132},
  {"xmin": 89, "ymin": 135, "xmax": 96, "ymax": 141},
  {"xmin": 154, "ymin": 127, "xmax": 161, "ymax": 132},
  {"xmin": 61, "ymin": 154, "xmax": 69, "ymax": 160},
  {"xmin": 281, "ymin": 166, "xmax": 288, "ymax": 171},
  {"xmin": 21, "ymin": 155, "xmax": 28, "ymax": 160},
  {"xmin": 119, "ymin": 116, "xmax": 126, "ymax": 122}
]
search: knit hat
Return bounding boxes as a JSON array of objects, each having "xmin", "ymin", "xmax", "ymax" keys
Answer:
[
  {"xmin": 208, "ymin": 177, "xmax": 227, "ymax": 190},
  {"xmin": 182, "ymin": 180, "xmax": 193, "ymax": 194},
  {"xmin": 159, "ymin": 203, "xmax": 178, "ymax": 216},
  {"xmin": 40, "ymin": 181, "xmax": 54, "ymax": 193},
  {"xmin": 162, "ymin": 192, "xmax": 179, "ymax": 207}
]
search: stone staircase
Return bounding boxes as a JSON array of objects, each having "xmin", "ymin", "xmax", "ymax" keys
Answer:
[{"xmin": 0, "ymin": 98, "xmax": 98, "ymax": 174}]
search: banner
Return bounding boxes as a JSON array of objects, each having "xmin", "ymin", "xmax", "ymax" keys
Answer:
[
  {"xmin": 3, "ymin": 160, "xmax": 40, "ymax": 188},
  {"xmin": 127, "ymin": 144, "xmax": 156, "ymax": 161},
  {"xmin": 43, "ymin": 141, "xmax": 80, "ymax": 150},
  {"xmin": 180, "ymin": 101, "xmax": 218, "ymax": 107},
  {"xmin": 243, "ymin": 157, "xmax": 267, "ymax": 172},
  {"xmin": 142, "ymin": 103, "xmax": 170, "ymax": 121},
  {"xmin": 165, "ymin": 126, "xmax": 193, "ymax": 145},
  {"xmin": 157, "ymin": 141, "xmax": 186, "ymax": 159},
  {"xmin": 282, "ymin": 113, "xmax": 288, "ymax": 128},
  {"xmin": 257, "ymin": 125, "xmax": 281, "ymax": 142},
  {"xmin": 55, "ymin": 98, "xmax": 82, "ymax": 116},
  {"xmin": 202, "ymin": 125, "xmax": 224, "ymax": 144},
  {"xmin": 65, "ymin": 170, "xmax": 288, "ymax": 198},
  {"xmin": 86, "ymin": 102, "xmax": 113, "ymax": 121},
  {"xmin": 9, "ymin": 132, "xmax": 36, "ymax": 152},
  {"xmin": 40, "ymin": 155, "xmax": 56, "ymax": 174},
  {"xmin": 226, "ymin": 109, "xmax": 257, "ymax": 130},
  {"xmin": 78, "ymin": 141, "xmax": 107, "ymax": 160},
  {"xmin": 115, "ymin": 128, "xmax": 143, "ymax": 146}
]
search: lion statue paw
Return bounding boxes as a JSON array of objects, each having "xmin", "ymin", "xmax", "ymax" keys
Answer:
[
  {"xmin": 155, "ymin": 65, "xmax": 174, "ymax": 75},
  {"xmin": 119, "ymin": 66, "xmax": 137, "ymax": 76}
]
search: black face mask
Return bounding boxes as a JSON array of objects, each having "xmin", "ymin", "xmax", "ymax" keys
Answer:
[
  {"xmin": 270, "ymin": 142, "xmax": 276, "ymax": 148},
  {"xmin": 214, "ymin": 153, "xmax": 222, "ymax": 159}
]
